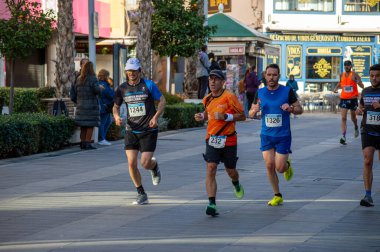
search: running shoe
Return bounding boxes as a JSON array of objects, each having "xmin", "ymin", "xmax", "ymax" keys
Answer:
[
  {"xmin": 354, "ymin": 128, "xmax": 359, "ymax": 138},
  {"xmin": 284, "ymin": 159, "xmax": 294, "ymax": 181},
  {"xmin": 360, "ymin": 195, "xmax": 374, "ymax": 207},
  {"xmin": 150, "ymin": 157, "xmax": 161, "ymax": 186},
  {"xmin": 98, "ymin": 140, "xmax": 112, "ymax": 146},
  {"xmin": 268, "ymin": 195, "xmax": 283, "ymax": 206},
  {"xmin": 133, "ymin": 193, "xmax": 148, "ymax": 205},
  {"xmin": 206, "ymin": 204, "xmax": 219, "ymax": 216},
  {"xmin": 234, "ymin": 183, "xmax": 245, "ymax": 199},
  {"xmin": 340, "ymin": 137, "xmax": 346, "ymax": 145}
]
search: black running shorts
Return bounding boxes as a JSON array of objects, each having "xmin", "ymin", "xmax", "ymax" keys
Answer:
[
  {"xmin": 203, "ymin": 142, "xmax": 238, "ymax": 168},
  {"xmin": 339, "ymin": 98, "xmax": 358, "ymax": 111},
  {"xmin": 124, "ymin": 130, "xmax": 158, "ymax": 152},
  {"xmin": 361, "ymin": 132, "xmax": 380, "ymax": 150}
]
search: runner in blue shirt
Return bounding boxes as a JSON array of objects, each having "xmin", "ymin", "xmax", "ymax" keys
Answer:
[
  {"xmin": 249, "ymin": 64, "xmax": 303, "ymax": 206},
  {"xmin": 113, "ymin": 58, "xmax": 166, "ymax": 205}
]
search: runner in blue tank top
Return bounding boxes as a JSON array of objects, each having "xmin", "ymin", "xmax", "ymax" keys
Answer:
[{"xmin": 249, "ymin": 64, "xmax": 303, "ymax": 206}]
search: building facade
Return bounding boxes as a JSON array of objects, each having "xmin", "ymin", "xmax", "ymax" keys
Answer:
[
  {"xmin": 262, "ymin": 0, "xmax": 380, "ymax": 93},
  {"xmin": 0, "ymin": 0, "xmax": 137, "ymax": 88}
]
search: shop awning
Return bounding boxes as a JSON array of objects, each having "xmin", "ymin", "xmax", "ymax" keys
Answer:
[{"xmin": 208, "ymin": 13, "xmax": 271, "ymax": 44}]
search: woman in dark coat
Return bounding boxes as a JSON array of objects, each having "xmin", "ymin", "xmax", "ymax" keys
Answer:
[{"xmin": 74, "ymin": 61, "xmax": 101, "ymax": 150}]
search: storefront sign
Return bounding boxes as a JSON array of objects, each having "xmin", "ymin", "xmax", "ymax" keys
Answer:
[
  {"xmin": 313, "ymin": 58, "xmax": 332, "ymax": 78},
  {"xmin": 307, "ymin": 47, "xmax": 342, "ymax": 55},
  {"xmin": 306, "ymin": 56, "xmax": 334, "ymax": 79},
  {"xmin": 350, "ymin": 46, "xmax": 372, "ymax": 78},
  {"xmin": 266, "ymin": 45, "xmax": 280, "ymax": 66},
  {"xmin": 208, "ymin": 0, "xmax": 231, "ymax": 13},
  {"xmin": 286, "ymin": 45, "xmax": 302, "ymax": 78},
  {"xmin": 269, "ymin": 34, "xmax": 373, "ymax": 43},
  {"xmin": 208, "ymin": 44, "xmax": 245, "ymax": 56}
]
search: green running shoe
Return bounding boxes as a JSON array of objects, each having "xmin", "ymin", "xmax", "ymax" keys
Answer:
[
  {"xmin": 268, "ymin": 195, "xmax": 283, "ymax": 206},
  {"xmin": 284, "ymin": 159, "xmax": 294, "ymax": 181},
  {"xmin": 206, "ymin": 204, "xmax": 219, "ymax": 216},
  {"xmin": 234, "ymin": 183, "xmax": 244, "ymax": 199}
]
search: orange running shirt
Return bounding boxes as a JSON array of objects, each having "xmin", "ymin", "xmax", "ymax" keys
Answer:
[
  {"xmin": 202, "ymin": 90, "xmax": 244, "ymax": 146},
  {"xmin": 340, "ymin": 71, "xmax": 359, "ymax": 99}
]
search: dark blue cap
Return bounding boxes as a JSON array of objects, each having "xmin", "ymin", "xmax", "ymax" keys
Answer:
[{"xmin": 209, "ymin": 69, "xmax": 225, "ymax": 80}]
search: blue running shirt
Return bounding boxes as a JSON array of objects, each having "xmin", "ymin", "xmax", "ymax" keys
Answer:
[
  {"xmin": 255, "ymin": 85, "xmax": 297, "ymax": 137},
  {"xmin": 114, "ymin": 79, "xmax": 162, "ymax": 132}
]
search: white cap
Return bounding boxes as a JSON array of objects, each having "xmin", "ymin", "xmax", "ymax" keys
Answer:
[{"xmin": 125, "ymin": 58, "xmax": 141, "ymax": 71}]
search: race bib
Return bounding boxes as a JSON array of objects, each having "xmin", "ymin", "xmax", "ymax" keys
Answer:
[
  {"xmin": 128, "ymin": 103, "xmax": 146, "ymax": 117},
  {"xmin": 208, "ymin": 135, "xmax": 227, "ymax": 149},
  {"xmin": 366, "ymin": 111, "xmax": 380, "ymax": 125},
  {"xmin": 265, "ymin": 114, "xmax": 282, "ymax": 127},
  {"xmin": 344, "ymin": 86, "xmax": 353, "ymax": 93}
]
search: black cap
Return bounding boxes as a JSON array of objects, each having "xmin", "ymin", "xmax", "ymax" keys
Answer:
[
  {"xmin": 209, "ymin": 69, "xmax": 225, "ymax": 80},
  {"xmin": 344, "ymin": 60, "xmax": 352, "ymax": 66}
]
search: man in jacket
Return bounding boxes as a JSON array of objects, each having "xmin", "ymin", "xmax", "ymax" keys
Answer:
[{"xmin": 196, "ymin": 45, "xmax": 211, "ymax": 99}]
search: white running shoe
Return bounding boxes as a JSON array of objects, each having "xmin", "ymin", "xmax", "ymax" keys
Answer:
[{"xmin": 98, "ymin": 140, "xmax": 112, "ymax": 146}]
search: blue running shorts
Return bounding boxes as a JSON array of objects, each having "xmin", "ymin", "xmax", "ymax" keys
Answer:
[{"xmin": 260, "ymin": 134, "xmax": 292, "ymax": 154}]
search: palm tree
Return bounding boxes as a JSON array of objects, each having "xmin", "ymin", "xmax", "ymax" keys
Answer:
[
  {"xmin": 184, "ymin": 0, "xmax": 205, "ymax": 98},
  {"xmin": 136, "ymin": 0, "xmax": 153, "ymax": 79},
  {"xmin": 55, "ymin": 0, "xmax": 75, "ymax": 98}
]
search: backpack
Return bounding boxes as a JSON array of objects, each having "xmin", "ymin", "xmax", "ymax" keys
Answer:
[{"xmin": 52, "ymin": 99, "xmax": 69, "ymax": 116}]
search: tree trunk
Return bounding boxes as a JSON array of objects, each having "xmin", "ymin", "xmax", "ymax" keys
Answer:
[
  {"xmin": 55, "ymin": 0, "xmax": 75, "ymax": 98},
  {"xmin": 136, "ymin": 0, "xmax": 153, "ymax": 79},
  {"xmin": 9, "ymin": 58, "xmax": 15, "ymax": 114},
  {"xmin": 184, "ymin": 0, "xmax": 205, "ymax": 97}
]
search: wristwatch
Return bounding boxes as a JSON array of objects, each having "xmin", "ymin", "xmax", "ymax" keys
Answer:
[{"xmin": 224, "ymin": 114, "xmax": 228, "ymax": 120}]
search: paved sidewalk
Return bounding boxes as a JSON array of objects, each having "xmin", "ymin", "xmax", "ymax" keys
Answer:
[{"xmin": 0, "ymin": 113, "xmax": 379, "ymax": 252}]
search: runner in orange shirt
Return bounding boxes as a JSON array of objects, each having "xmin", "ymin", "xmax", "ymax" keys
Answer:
[
  {"xmin": 333, "ymin": 60, "xmax": 364, "ymax": 145},
  {"xmin": 194, "ymin": 69, "xmax": 246, "ymax": 216}
]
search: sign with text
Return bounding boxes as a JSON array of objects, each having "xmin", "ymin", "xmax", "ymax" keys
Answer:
[
  {"xmin": 286, "ymin": 45, "xmax": 302, "ymax": 78},
  {"xmin": 208, "ymin": 0, "xmax": 231, "ymax": 13},
  {"xmin": 209, "ymin": 44, "xmax": 245, "ymax": 56},
  {"xmin": 307, "ymin": 47, "xmax": 342, "ymax": 55},
  {"xmin": 306, "ymin": 56, "xmax": 333, "ymax": 79},
  {"xmin": 267, "ymin": 45, "xmax": 281, "ymax": 67},
  {"xmin": 270, "ymin": 34, "xmax": 374, "ymax": 43},
  {"xmin": 350, "ymin": 46, "xmax": 372, "ymax": 78}
]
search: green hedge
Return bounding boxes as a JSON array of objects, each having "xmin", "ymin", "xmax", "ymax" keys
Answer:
[
  {"xmin": 163, "ymin": 93, "xmax": 184, "ymax": 105},
  {"xmin": 0, "ymin": 87, "xmax": 56, "ymax": 113},
  {"xmin": 163, "ymin": 103, "xmax": 204, "ymax": 130},
  {"xmin": 0, "ymin": 113, "xmax": 75, "ymax": 159}
]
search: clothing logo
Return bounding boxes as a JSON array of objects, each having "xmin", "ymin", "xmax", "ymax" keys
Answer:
[{"xmin": 313, "ymin": 58, "xmax": 331, "ymax": 78}]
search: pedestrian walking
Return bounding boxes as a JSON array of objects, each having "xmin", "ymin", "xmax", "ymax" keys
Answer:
[
  {"xmin": 194, "ymin": 69, "xmax": 246, "ymax": 216},
  {"xmin": 286, "ymin": 74, "xmax": 299, "ymax": 118},
  {"xmin": 74, "ymin": 61, "xmax": 101, "ymax": 150},
  {"xmin": 248, "ymin": 64, "xmax": 303, "ymax": 206},
  {"xmin": 97, "ymin": 69, "xmax": 115, "ymax": 146},
  {"xmin": 196, "ymin": 45, "xmax": 211, "ymax": 99},
  {"xmin": 333, "ymin": 60, "xmax": 364, "ymax": 145},
  {"xmin": 355, "ymin": 64, "xmax": 380, "ymax": 207},
  {"xmin": 113, "ymin": 58, "xmax": 166, "ymax": 205},
  {"xmin": 245, "ymin": 65, "xmax": 260, "ymax": 115}
]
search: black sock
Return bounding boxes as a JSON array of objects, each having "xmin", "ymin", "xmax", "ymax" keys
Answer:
[
  {"xmin": 209, "ymin": 197, "xmax": 216, "ymax": 205},
  {"xmin": 275, "ymin": 193, "xmax": 282, "ymax": 198},
  {"xmin": 232, "ymin": 180, "xmax": 240, "ymax": 190},
  {"xmin": 137, "ymin": 185, "xmax": 145, "ymax": 195}
]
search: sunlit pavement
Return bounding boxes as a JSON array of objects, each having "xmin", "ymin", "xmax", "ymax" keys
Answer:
[{"xmin": 0, "ymin": 113, "xmax": 379, "ymax": 252}]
